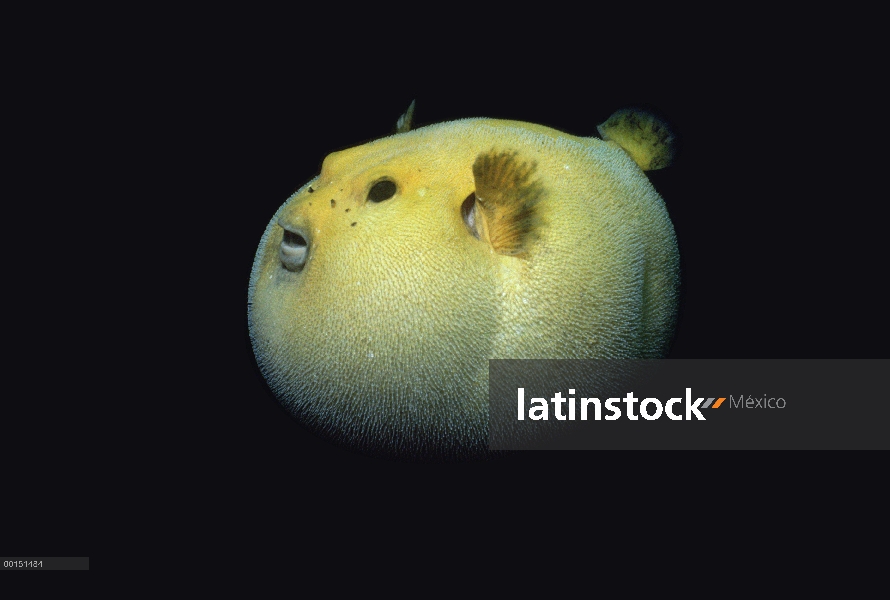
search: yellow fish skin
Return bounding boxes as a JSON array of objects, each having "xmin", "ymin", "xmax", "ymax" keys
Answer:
[{"xmin": 248, "ymin": 109, "xmax": 679, "ymax": 460}]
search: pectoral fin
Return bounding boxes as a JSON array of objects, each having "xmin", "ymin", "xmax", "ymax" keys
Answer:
[{"xmin": 469, "ymin": 149, "xmax": 546, "ymax": 256}]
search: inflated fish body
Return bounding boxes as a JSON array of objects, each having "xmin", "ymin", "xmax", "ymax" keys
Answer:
[{"xmin": 248, "ymin": 106, "xmax": 678, "ymax": 459}]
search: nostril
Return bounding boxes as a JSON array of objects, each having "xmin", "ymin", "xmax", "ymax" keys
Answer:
[{"xmin": 280, "ymin": 227, "xmax": 310, "ymax": 272}]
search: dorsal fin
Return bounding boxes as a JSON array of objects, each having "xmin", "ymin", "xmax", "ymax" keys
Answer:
[{"xmin": 395, "ymin": 99, "xmax": 416, "ymax": 133}]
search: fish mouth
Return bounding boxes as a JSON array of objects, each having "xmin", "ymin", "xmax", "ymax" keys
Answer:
[{"xmin": 279, "ymin": 223, "xmax": 309, "ymax": 271}]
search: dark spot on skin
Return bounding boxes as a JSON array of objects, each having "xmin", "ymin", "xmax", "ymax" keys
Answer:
[
  {"xmin": 351, "ymin": 222, "xmax": 357, "ymax": 226},
  {"xmin": 309, "ymin": 203, "xmax": 312, "ymax": 206},
  {"xmin": 331, "ymin": 199, "xmax": 336, "ymax": 208},
  {"xmin": 308, "ymin": 187, "xmax": 314, "ymax": 193},
  {"xmin": 345, "ymin": 208, "xmax": 350, "ymax": 212}
]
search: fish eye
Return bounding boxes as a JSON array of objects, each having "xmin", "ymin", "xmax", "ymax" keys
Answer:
[{"xmin": 367, "ymin": 179, "xmax": 397, "ymax": 202}]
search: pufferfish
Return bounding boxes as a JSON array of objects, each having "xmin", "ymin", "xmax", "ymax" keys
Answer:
[{"xmin": 248, "ymin": 102, "xmax": 679, "ymax": 460}]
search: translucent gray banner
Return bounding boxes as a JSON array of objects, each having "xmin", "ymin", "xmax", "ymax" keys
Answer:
[
  {"xmin": 1, "ymin": 557, "xmax": 89, "ymax": 570},
  {"xmin": 488, "ymin": 359, "xmax": 889, "ymax": 449}
]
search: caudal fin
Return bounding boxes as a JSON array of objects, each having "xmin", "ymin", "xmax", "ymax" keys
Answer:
[{"xmin": 596, "ymin": 109, "xmax": 675, "ymax": 171}]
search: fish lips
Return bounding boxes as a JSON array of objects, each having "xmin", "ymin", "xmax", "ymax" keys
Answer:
[{"xmin": 278, "ymin": 222, "xmax": 310, "ymax": 271}]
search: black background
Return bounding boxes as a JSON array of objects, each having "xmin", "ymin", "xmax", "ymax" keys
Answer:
[{"xmin": 5, "ymin": 17, "xmax": 886, "ymax": 562}]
